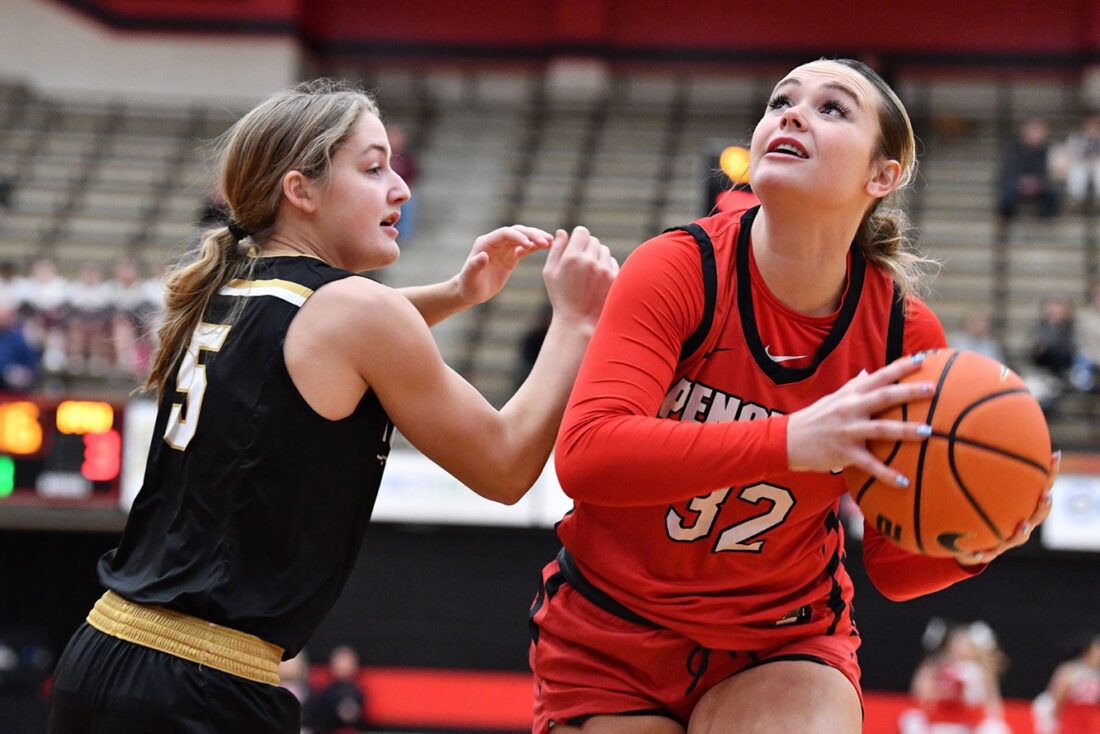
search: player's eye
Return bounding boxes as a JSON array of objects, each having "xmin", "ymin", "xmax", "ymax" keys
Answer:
[
  {"xmin": 821, "ymin": 99, "xmax": 851, "ymax": 118},
  {"xmin": 767, "ymin": 94, "xmax": 791, "ymax": 111}
]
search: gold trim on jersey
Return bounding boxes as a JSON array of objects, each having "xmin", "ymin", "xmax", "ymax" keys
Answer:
[
  {"xmin": 219, "ymin": 278, "xmax": 314, "ymax": 307},
  {"xmin": 86, "ymin": 591, "xmax": 283, "ymax": 686}
]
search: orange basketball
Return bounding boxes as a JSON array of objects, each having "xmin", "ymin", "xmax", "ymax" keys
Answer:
[{"xmin": 844, "ymin": 349, "xmax": 1052, "ymax": 557}]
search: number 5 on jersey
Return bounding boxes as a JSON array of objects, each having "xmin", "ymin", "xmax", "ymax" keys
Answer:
[{"xmin": 164, "ymin": 323, "xmax": 231, "ymax": 450}]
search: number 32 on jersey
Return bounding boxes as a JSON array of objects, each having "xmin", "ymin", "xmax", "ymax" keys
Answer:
[
  {"xmin": 666, "ymin": 483, "xmax": 795, "ymax": 553},
  {"xmin": 164, "ymin": 323, "xmax": 231, "ymax": 450}
]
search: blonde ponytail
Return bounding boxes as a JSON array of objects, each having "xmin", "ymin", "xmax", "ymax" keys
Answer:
[
  {"xmin": 854, "ymin": 198, "xmax": 939, "ymax": 300},
  {"xmin": 145, "ymin": 227, "xmax": 257, "ymax": 393}
]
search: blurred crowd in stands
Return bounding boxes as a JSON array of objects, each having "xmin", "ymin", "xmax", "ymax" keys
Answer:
[
  {"xmin": 952, "ymin": 285, "xmax": 1100, "ymax": 417},
  {"xmin": 998, "ymin": 115, "xmax": 1100, "ymax": 228},
  {"xmin": 0, "ymin": 257, "xmax": 164, "ymax": 390},
  {"xmin": 898, "ymin": 619, "xmax": 1099, "ymax": 734},
  {"xmin": 278, "ymin": 646, "xmax": 371, "ymax": 734}
]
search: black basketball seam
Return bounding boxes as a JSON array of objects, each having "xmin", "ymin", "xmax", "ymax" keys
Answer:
[
  {"xmin": 913, "ymin": 350, "xmax": 960, "ymax": 553},
  {"xmin": 941, "ymin": 387, "xmax": 1049, "ymax": 544},
  {"xmin": 927, "ymin": 433, "xmax": 1050, "ymax": 474},
  {"xmin": 855, "ymin": 402, "xmax": 907, "ymax": 504},
  {"xmin": 945, "ymin": 439, "xmax": 1004, "ymax": 542}
]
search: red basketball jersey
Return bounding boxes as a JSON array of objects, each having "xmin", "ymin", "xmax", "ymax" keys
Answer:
[
  {"xmin": 555, "ymin": 206, "xmax": 982, "ymax": 651},
  {"xmin": 1059, "ymin": 662, "xmax": 1100, "ymax": 734},
  {"xmin": 925, "ymin": 659, "xmax": 990, "ymax": 726}
]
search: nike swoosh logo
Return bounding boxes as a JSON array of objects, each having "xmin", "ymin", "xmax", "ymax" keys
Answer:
[
  {"xmin": 764, "ymin": 345, "xmax": 808, "ymax": 363},
  {"xmin": 936, "ymin": 531, "xmax": 973, "ymax": 553}
]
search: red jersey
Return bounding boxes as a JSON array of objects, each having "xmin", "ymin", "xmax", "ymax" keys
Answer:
[
  {"xmin": 554, "ymin": 206, "xmax": 982, "ymax": 651},
  {"xmin": 924, "ymin": 658, "xmax": 990, "ymax": 726},
  {"xmin": 1059, "ymin": 662, "xmax": 1100, "ymax": 734}
]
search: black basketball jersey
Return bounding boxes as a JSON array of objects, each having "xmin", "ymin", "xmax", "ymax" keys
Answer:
[{"xmin": 99, "ymin": 256, "xmax": 393, "ymax": 657}]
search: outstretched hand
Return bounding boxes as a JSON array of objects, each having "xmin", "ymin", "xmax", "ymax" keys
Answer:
[
  {"xmin": 455, "ymin": 225, "xmax": 554, "ymax": 306},
  {"xmin": 953, "ymin": 451, "xmax": 1059, "ymax": 566},
  {"xmin": 787, "ymin": 354, "xmax": 935, "ymax": 486},
  {"xmin": 542, "ymin": 226, "xmax": 619, "ymax": 329}
]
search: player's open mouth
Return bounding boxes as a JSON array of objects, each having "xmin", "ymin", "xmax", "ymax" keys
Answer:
[
  {"xmin": 381, "ymin": 212, "xmax": 401, "ymax": 227},
  {"xmin": 766, "ymin": 138, "xmax": 809, "ymax": 158}
]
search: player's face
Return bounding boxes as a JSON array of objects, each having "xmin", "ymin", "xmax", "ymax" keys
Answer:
[
  {"xmin": 749, "ymin": 61, "xmax": 892, "ymax": 211},
  {"xmin": 314, "ymin": 112, "xmax": 410, "ymax": 271}
]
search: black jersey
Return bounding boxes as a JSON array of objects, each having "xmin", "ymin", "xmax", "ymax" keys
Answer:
[{"xmin": 99, "ymin": 256, "xmax": 393, "ymax": 657}]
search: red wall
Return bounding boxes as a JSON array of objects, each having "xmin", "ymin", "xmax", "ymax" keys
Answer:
[
  {"xmin": 49, "ymin": 0, "xmax": 1100, "ymax": 58},
  {"xmin": 306, "ymin": 666, "xmax": 1043, "ymax": 734}
]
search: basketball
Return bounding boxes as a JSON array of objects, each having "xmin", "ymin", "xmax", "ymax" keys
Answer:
[{"xmin": 844, "ymin": 349, "xmax": 1052, "ymax": 558}]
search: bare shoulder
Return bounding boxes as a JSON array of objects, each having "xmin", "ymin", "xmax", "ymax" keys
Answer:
[
  {"xmin": 301, "ymin": 276, "xmax": 423, "ymax": 336},
  {"xmin": 294, "ymin": 275, "xmax": 439, "ymax": 374},
  {"xmin": 308, "ymin": 275, "xmax": 404, "ymax": 313}
]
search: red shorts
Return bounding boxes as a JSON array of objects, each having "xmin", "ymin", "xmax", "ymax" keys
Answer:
[{"xmin": 528, "ymin": 557, "xmax": 862, "ymax": 733}]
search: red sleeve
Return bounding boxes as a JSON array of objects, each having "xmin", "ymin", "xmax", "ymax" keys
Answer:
[
  {"xmin": 862, "ymin": 293, "xmax": 985, "ymax": 601},
  {"xmin": 553, "ymin": 231, "xmax": 789, "ymax": 507},
  {"xmin": 862, "ymin": 521, "xmax": 985, "ymax": 601},
  {"xmin": 903, "ymin": 295, "xmax": 948, "ymax": 354}
]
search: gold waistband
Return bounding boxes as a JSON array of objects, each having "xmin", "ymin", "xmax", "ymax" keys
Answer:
[{"xmin": 86, "ymin": 590, "xmax": 283, "ymax": 686}]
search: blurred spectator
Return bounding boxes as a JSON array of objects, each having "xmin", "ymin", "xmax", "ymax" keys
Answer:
[
  {"xmin": 0, "ymin": 256, "xmax": 171, "ymax": 383},
  {"xmin": 1063, "ymin": 115, "xmax": 1100, "ymax": 208},
  {"xmin": 948, "ymin": 312, "xmax": 1005, "ymax": 363},
  {"xmin": 998, "ymin": 119, "xmax": 1059, "ymax": 234},
  {"xmin": 388, "ymin": 125, "xmax": 419, "ymax": 243},
  {"xmin": 0, "ymin": 303, "xmax": 37, "ymax": 392},
  {"xmin": 1031, "ymin": 295, "xmax": 1078, "ymax": 379},
  {"xmin": 303, "ymin": 646, "xmax": 369, "ymax": 734},
  {"xmin": 66, "ymin": 263, "xmax": 113, "ymax": 374},
  {"xmin": 0, "ymin": 260, "xmax": 28, "ymax": 310},
  {"xmin": 1027, "ymin": 295, "xmax": 1078, "ymax": 414},
  {"xmin": 278, "ymin": 651, "xmax": 312, "ymax": 732},
  {"xmin": 0, "ymin": 626, "xmax": 53, "ymax": 696},
  {"xmin": 1038, "ymin": 635, "xmax": 1100, "ymax": 734},
  {"xmin": 899, "ymin": 620, "xmax": 1010, "ymax": 734},
  {"xmin": 110, "ymin": 258, "xmax": 160, "ymax": 377},
  {"xmin": 0, "ymin": 175, "xmax": 14, "ymax": 230},
  {"xmin": 1072, "ymin": 284, "xmax": 1100, "ymax": 392},
  {"xmin": 21, "ymin": 258, "xmax": 68, "ymax": 373},
  {"xmin": 515, "ymin": 302, "xmax": 552, "ymax": 389}
]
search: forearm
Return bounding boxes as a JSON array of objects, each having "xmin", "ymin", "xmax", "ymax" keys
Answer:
[
  {"xmin": 556, "ymin": 408, "xmax": 789, "ymax": 506},
  {"xmin": 492, "ymin": 317, "xmax": 595, "ymax": 500},
  {"xmin": 399, "ymin": 277, "xmax": 469, "ymax": 327},
  {"xmin": 863, "ymin": 523, "xmax": 985, "ymax": 601}
]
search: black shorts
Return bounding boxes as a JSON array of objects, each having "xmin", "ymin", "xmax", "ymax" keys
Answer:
[{"xmin": 48, "ymin": 623, "xmax": 300, "ymax": 734}]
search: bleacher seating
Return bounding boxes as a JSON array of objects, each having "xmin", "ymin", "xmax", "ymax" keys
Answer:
[{"xmin": 0, "ymin": 69, "xmax": 1096, "ymax": 447}]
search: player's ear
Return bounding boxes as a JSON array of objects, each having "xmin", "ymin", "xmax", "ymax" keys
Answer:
[
  {"xmin": 866, "ymin": 158, "xmax": 902, "ymax": 199},
  {"xmin": 281, "ymin": 171, "xmax": 317, "ymax": 214}
]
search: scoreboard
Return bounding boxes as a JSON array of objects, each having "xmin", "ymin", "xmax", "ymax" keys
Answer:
[{"xmin": 0, "ymin": 395, "xmax": 127, "ymax": 504}]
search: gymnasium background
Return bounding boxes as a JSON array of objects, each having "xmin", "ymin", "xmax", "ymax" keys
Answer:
[{"xmin": 1, "ymin": 1, "xmax": 1098, "ymax": 732}]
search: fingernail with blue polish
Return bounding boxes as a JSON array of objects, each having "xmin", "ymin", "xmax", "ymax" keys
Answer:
[
  {"xmin": 1020, "ymin": 521, "xmax": 1030, "ymax": 534},
  {"xmin": 911, "ymin": 352, "xmax": 926, "ymax": 364},
  {"xmin": 895, "ymin": 474, "xmax": 910, "ymax": 488},
  {"xmin": 917, "ymin": 424, "xmax": 932, "ymax": 437}
]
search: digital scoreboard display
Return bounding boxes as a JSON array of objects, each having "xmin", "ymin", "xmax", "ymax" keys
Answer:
[{"xmin": 0, "ymin": 396, "xmax": 124, "ymax": 503}]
